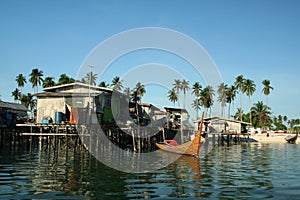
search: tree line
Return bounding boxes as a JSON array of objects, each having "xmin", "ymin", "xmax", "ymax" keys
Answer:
[
  {"xmin": 10, "ymin": 69, "xmax": 299, "ymax": 130},
  {"xmin": 166, "ymin": 75, "xmax": 299, "ymax": 131}
]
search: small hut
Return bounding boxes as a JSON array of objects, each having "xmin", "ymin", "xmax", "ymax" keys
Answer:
[
  {"xmin": 0, "ymin": 101, "xmax": 27, "ymax": 127},
  {"xmin": 203, "ymin": 116, "xmax": 250, "ymax": 134},
  {"xmin": 33, "ymin": 82, "xmax": 115, "ymax": 124}
]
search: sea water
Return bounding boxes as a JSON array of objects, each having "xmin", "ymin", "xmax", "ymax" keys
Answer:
[{"xmin": 0, "ymin": 141, "xmax": 299, "ymax": 199}]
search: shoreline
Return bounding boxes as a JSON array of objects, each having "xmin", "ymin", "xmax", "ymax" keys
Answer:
[{"xmin": 250, "ymin": 133, "xmax": 298, "ymax": 144}]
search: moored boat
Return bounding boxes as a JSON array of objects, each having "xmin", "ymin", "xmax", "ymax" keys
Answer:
[
  {"xmin": 285, "ymin": 132, "xmax": 298, "ymax": 143},
  {"xmin": 155, "ymin": 113, "xmax": 204, "ymax": 157}
]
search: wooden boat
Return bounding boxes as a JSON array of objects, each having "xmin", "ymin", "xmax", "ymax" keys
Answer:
[
  {"xmin": 285, "ymin": 132, "xmax": 298, "ymax": 143},
  {"xmin": 155, "ymin": 113, "xmax": 204, "ymax": 157}
]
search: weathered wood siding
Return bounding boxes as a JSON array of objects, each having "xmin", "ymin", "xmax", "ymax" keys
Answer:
[
  {"xmin": 208, "ymin": 120, "xmax": 241, "ymax": 133},
  {"xmin": 37, "ymin": 97, "xmax": 65, "ymax": 123}
]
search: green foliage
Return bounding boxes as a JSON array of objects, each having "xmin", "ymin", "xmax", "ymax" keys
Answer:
[
  {"xmin": 98, "ymin": 81, "xmax": 110, "ymax": 87},
  {"xmin": 57, "ymin": 74, "xmax": 75, "ymax": 85},
  {"xmin": 131, "ymin": 82, "xmax": 146, "ymax": 103},
  {"xmin": 111, "ymin": 76, "xmax": 123, "ymax": 91},
  {"xmin": 287, "ymin": 119, "xmax": 300, "ymax": 131},
  {"xmin": 20, "ymin": 93, "xmax": 36, "ymax": 112},
  {"xmin": 200, "ymin": 85, "xmax": 214, "ymax": 116},
  {"xmin": 42, "ymin": 77, "xmax": 55, "ymax": 88},
  {"xmin": 226, "ymin": 85, "xmax": 237, "ymax": 118},
  {"xmin": 16, "ymin": 74, "xmax": 27, "ymax": 93},
  {"xmin": 192, "ymin": 82, "xmax": 202, "ymax": 119},
  {"xmin": 123, "ymin": 87, "xmax": 131, "ymax": 99},
  {"xmin": 217, "ymin": 83, "xmax": 227, "ymax": 116},
  {"xmin": 262, "ymin": 79, "xmax": 273, "ymax": 96},
  {"xmin": 29, "ymin": 68, "xmax": 44, "ymax": 93},
  {"xmin": 168, "ymin": 88, "xmax": 178, "ymax": 107},
  {"xmin": 251, "ymin": 101, "xmax": 272, "ymax": 128},
  {"xmin": 84, "ymin": 72, "xmax": 98, "ymax": 85},
  {"xmin": 11, "ymin": 88, "xmax": 21, "ymax": 102}
]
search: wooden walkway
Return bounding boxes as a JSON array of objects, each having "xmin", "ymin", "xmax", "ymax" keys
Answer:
[
  {"xmin": 16, "ymin": 123, "xmax": 77, "ymax": 136},
  {"xmin": 21, "ymin": 133, "xmax": 78, "ymax": 136}
]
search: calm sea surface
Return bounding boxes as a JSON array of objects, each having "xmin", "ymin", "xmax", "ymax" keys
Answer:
[{"xmin": 0, "ymin": 140, "xmax": 299, "ymax": 199}]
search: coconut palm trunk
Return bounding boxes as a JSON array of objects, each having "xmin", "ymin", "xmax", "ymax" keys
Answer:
[
  {"xmin": 239, "ymin": 91, "xmax": 242, "ymax": 121},
  {"xmin": 249, "ymin": 95, "xmax": 252, "ymax": 125}
]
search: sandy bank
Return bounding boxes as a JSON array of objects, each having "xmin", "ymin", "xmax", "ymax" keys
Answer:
[{"xmin": 250, "ymin": 133, "xmax": 298, "ymax": 144}]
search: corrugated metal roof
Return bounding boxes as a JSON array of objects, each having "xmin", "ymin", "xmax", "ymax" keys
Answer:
[
  {"xmin": 32, "ymin": 82, "xmax": 126, "ymax": 97},
  {"xmin": 203, "ymin": 116, "xmax": 251, "ymax": 125},
  {"xmin": 0, "ymin": 101, "xmax": 28, "ymax": 111},
  {"xmin": 32, "ymin": 92, "xmax": 103, "ymax": 97},
  {"xmin": 43, "ymin": 82, "xmax": 113, "ymax": 93},
  {"xmin": 164, "ymin": 107, "xmax": 188, "ymax": 113}
]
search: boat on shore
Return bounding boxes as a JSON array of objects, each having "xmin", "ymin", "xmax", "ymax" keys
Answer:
[
  {"xmin": 155, "ymin": 113, "xmax": 204, "ymax": 157},
  {"xmin": 285, "ymin": 132, "xmax": 298, "ymax": 143}
]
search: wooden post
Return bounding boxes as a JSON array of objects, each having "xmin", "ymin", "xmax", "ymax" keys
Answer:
[{"xmin": 132, "ymin": 128, "xmax": 136, "ymax": 152}]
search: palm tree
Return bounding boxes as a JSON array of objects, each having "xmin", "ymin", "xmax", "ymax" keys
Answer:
[
  {"xmin": 11, "ymin": 88, "xmax": 21, "ymax": 102},
  {"xmin": 79, "ymin": 77, "xmax": 87, "ymax": 84},
  {"xmin": 20, "ymin": 93, "xmax": 36, "ymax": 115},
  {"xmin": 226, "ymin": 85, "xmax": 237, "ymax": 118},
  {"xmin": 242, "ymin": 79, "xmax": 256, "ymax": 125},
  {"xmin": 98, "ymin": 81, "xmax": 110, "ymax": 88},
  {"xmin": 16, "ymin": 74, "xmax": 26, "ymax": 95},
  {"xmin": 85, "ymin": 72, "xmax": 98, "ymax": 85},
  {"xmin": 123, "ymin": 87, "xmax": 131, "ymax": 99},
  {"xmin": 192, "ymin": 82, "xmax": 202, "ymax": 120},
  {"xmin": 135, "ymin": 82, "xmax": 146, "ymax": 102},
  {"xmin": 283, "ymin": 115, "xmax": 288, "ymax": 123},
  {"xmin": 111, "ymin": 76, "xmax": 123, "ymax": 91},
  {"xmin": 217, "ymin": 83, "xmax": 227, "ymax": 117},
  {"xmin": 130, "ymin": 90, "xmax": 140, "ymax": 103},
  {"xmin": 234, "ymin": 75, "xmax": 245, "ymax": 121},
  {"xmin": 192, "ymin": 99, "xmax": 201, "ymax": 119},
  {"xmin": 130, "ymin": 82, "xmax": 146, "ymax": 103},
  {"xmin": 168, "ymin": 88, "xmax": 178, "ymax": 107},
  {"xmin": 262, "ymin": 79, "xmax": 273, "ymax": 107},
  {"xmin": 42, "ymin": 77, "xmax": 55, "ymax": 88},
  {"xmin": 181, "ymin": 79, "xmax": 190, "ymax": 109},
  {"xmin": 131, "ymin": 82, "xmax": 146, "ymax": 152},
  {"xmin": 173, "ymin": 79, "xmax": 182, "ymax": 107},
  {"xmin": 287, "ymin": 119, "xmax": 292, "ymax": 130},
  {"xmin": 200, "ymin": 85, "xmax": 214, "ymax": 117},
  {"xmin": 29, "ymin": 68, "xmax": 44, "ymax": 93},
  {"xmin": 234, "ymin": 108, "xmax": 244, "ymax": 121},
  {"xmin": 287, "ymin": 119, "xmax": 300, "ymax": 131},
  {"xmin": 251, "ymin": 101, "xmax": 271, "ymax": 128},
  {"xmin": 20, "ymin": 93, "xmax": 31, "ymax": 109},
  {"xmin": 278, "ymin": 115, "xmax": 283, "ymax": 123},
  {"xmin": 57, "ymin": 74, "xmax": 75, "ymax": 85}
]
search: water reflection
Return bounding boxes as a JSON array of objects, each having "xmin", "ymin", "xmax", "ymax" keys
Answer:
[
  {"xmin": 0, "ymin": 140, "xmax": 205, "ymax": 199},
  {"xmin": 124, "ymin": 154, "xmax": 204, "ymax": 199},
  {"xmin": 0, "ymin": 140, "xmax": 300, "ymax": 199},
  {"xmin": 200, "ymin": 143, "xmax": 275, "ymax": 199}
]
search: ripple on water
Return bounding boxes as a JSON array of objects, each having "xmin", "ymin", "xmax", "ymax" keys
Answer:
[{"xmin": 1, "ymin": 141, "xmax": 300, "ymax": 199}]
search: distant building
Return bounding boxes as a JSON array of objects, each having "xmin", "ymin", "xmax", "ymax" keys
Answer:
[
  {"xmin": 0, "ymin": 101, "xmax": 27, "ymax": 128},
  {"xmin": 203, "ymin": 116, "xmax": 250, "ymax": 134},
  {"xmin": 128, "ymin": 102, "xmax": 166, "ymax": 126},
  {"xmin": 164, "ymin": 107, "xmax": 189, "ymax": 129}
]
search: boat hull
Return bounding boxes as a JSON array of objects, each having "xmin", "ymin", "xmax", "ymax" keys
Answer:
[
  {"xmin": 155, "ymin": 112, "xmax": 205, "ymax": 156},
  {"xmin": 285, "ymin": 133, "xmax": 298, "ymax": 143},
  {"xmin": 155, "ymin": 140, "xmax": 204, "ymax": 156}
]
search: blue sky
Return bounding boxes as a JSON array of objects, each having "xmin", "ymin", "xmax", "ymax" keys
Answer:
[{"xmin": 1, "ymin": 0, "xmax": 300, "ymax": 120}]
